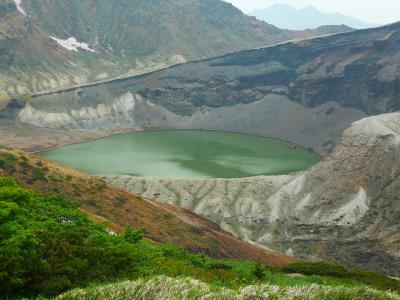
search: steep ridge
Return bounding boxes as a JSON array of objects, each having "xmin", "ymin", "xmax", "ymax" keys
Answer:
[
  {"xmin": 0, "ymin": 146, "xmax": 295, "ymax": 267},
  {"xmin": 9, "ymin": 22, "xmax": 400, "ymax": 153},
  {"xmin": 106, "ymin": 113, "xmax": 400, "ymax": 276},
  {"xmin": 0, "ymin": 0, "xmax": 349, "ymax": 102}
]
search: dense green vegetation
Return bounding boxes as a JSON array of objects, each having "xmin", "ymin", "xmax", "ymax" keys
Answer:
[
  {"xmin": 0, "ymin": 177, "xmax": 140, "ymax": 298},
  {"xmin": 282, "ymin": 262, "xmax": 400, "ymax": 292},
  {"xmin": 0, "ymin": 177, "xmax": 398, "ymax": 299}
]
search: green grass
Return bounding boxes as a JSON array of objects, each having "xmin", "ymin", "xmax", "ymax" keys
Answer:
[
  {"xmin": 0, "ymin": 177, "xmax": 398, "ymax": 299},
  {"xmin": 282, "ymin": 262, "xmax": 400, "ymax": 291},
  {"xmin": 55, "ymin": 276, "xmax": 400, "ymax": 300}
]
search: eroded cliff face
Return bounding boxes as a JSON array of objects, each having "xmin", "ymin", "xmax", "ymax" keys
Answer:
[
  {"xmin": 8, "ymin": 22, "xmax": 399, "ymax": 152},
  {"xmin": 105, "ymin": 113, "xmax": 400, "ymax": 276},
  {"xmin": 14, "ymin": 92, "xmax": 364, "ymax": 153},
  {"xmin": 19, "ymin": 92, "xmax": 138, "ymax": 130}
]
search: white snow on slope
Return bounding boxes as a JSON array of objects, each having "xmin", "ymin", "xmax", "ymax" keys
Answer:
[
  {"xmin": 50, "ymin": 36, "xmax": 96, "ymax": 53},
  {"xmin": 14, "ymin": 0, "xmax": 27, "ymax": 16}
]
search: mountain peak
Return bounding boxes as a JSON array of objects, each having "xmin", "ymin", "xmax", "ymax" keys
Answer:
[
  {"xmin": 250, "ymin": 4, "xmax": 377, "ymax": 30},
  {"xmin": 300, "ymin": 5, "xmax": 320, "ymax": 13}
]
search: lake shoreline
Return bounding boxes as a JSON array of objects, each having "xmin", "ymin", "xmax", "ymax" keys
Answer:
[
  {"xmin": 38, "ymin": 130, "xmax": 320, "ymax": 180},
  {"xmin": 34, "ymin": 128, "xmax": 322, "ymax": 158}
]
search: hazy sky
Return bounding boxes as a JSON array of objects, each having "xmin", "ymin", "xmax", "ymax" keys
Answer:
[{"xmin": 224, "ymin": 0, "xmax": 400, "ymax": 24}]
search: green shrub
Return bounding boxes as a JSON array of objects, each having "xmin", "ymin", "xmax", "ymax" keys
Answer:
[
  {"xmin": 0, "ymin": 154, "xmax": 17, "ymax": 173},
  {"xmin": 0, "ymin": 178, "xmax": 140, "ymax": 298},
  {"xmin": 283, "ymin": 262, "xmax": 347, "ymax": 277},
  {"xmin": 5, "ymin": 164, "xmax": 16, "ymax": 173},
  {"xmin": 282, "ymin": 262, "xmax": 400, "ymax": 292},
  {"xmin": 209, "ymin": 263, "xmax": 232, "ymax": 271},
  {"xmin": 0, "ymin": 178, "xmax": 398, "ymax": 299},
  {"xmin": 18, "ymin": 160, "xmax": 31, "ymax": 170},
  {"xmin": 115, "ymin": 195, "xmax": 126, "ymax": 206},
  {"xmin": 0, "ymin": 177, "xmax": 18, "ymax": 187},
  {"xmin": 253, "ymin": 263, "xmax": 265, "ymax": 280},
  {"xmin": 32, "ymin": 167, "xmax": 46, "ymax": 181},
  {"xmin": 87, "ymin": 198, "xmax": 99, "ymax": 208},
  {"xmin": 124, "ymin": 227, "xmax": 144, "ymax": 244},
  {"xmin": 3, "ymin": 153, "xmax": 17, "ymax": 163}
]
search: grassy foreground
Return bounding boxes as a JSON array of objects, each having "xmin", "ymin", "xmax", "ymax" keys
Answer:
[
  {"xmin": 0, "ymin": 176, "xmax": 399, "ymax": 299},
  {"xmin": 56, "ymin": 276, "xmax": 400, "ymax": 300}
]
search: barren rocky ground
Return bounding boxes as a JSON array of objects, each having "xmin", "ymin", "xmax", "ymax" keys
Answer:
[{"xmin": 106, "ymin": 113, "xmax": 400, "ymax": 276}]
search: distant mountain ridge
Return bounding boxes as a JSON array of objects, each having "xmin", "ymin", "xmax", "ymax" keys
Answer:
[{"xmin": 250, "ymin": 4, "xmax": 378, "ymax": 30}]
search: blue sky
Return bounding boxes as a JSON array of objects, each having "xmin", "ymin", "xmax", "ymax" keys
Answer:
[{"xmin": 224, "ymin": 0, "xmax": 400, "ymax": 24}]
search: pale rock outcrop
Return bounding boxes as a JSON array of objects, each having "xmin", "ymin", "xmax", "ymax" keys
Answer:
[
  {"xmin": 13, "ymin": 0, "xmax": 27, "ymax": 16},
  {"xmin": 19, "ymin": 92, "xmax": 138, "ymax": 129},
  {"xmin": 106, "ymin": 113, "xmax": 400, "ymax": 275}
]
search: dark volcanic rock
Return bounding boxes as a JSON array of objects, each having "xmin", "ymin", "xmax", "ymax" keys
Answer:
[
  {"xmin": 25, "ymin": 22, "xmax": 400, "ymax": 116},
  {"xmin": 12, "ymin": 23, "xmax": 399, "ymax": 152}
]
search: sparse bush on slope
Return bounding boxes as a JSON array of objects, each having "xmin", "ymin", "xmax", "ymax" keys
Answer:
[
  {"xmin": 282, "ymin": 262, "xmax": 400, "ymax": 292},
  {"xmin": 0, "ymin": 177, "xmax": 399, "ymax": 299},
  {"xmin": 56, "ymin": 276, "xmax": 400, "ymax": 300}
]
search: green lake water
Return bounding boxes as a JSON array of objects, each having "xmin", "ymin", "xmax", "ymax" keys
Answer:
[{"xmin": 39, "ymin": 130, "xmax": 319, "ymax": 179}]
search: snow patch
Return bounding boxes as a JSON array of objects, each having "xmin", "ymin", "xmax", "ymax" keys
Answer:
[
  {"xmin": 14, "ymin": 0, "xmax": 27, "ymax": 16},
  {"xmin": 50, "ymin": 36, "xmax": 96, "ymax": 53},
  {"xmin": 170, "ymin": 54, "xmax": 187, "ymax": 64}
]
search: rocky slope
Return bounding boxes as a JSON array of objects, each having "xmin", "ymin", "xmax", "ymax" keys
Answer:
[
  {"xmin": 0, "ymin": 0, "xmax": 86, "ymax": 106},
  {"xmin": 0, "ymin": 146, "xmax": 295, "ymax": 266},
  {"xmin": 106, "ymin": 113, "xmax": 400, "ymax": 276},
  {"xmin": 0, "ymin": 0, "xmax": 349, "ymax": 104},
  {"xmin": 9, "ymin": 22, "xmax": 400, "ymax": 153}
]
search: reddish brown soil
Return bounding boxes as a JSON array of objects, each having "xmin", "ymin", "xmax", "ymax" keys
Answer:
[{"xmin": 0, "ymin": 146, "xmax": 296, "ymax": 267}]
